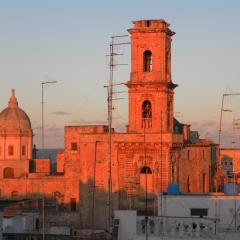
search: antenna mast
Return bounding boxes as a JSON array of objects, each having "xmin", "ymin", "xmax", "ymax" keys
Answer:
[
  {"xmin": 107, "ymin": 35, "xmax": 129, "ymax": 236},
  {"xmin": 41, "ymin": 80, "xmax": 57, "ymax": 149},
  {"xmin": 217, "ymin": 93, "xmax": 240, "ymax": 191}
]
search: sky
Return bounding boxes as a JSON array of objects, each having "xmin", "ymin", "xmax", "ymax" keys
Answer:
[{"xmin": 0, "ymin": 0, "xmax": 240, "ymax": 148}]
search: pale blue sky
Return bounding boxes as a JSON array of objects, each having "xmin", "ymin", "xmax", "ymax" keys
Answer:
[{"xmin": 0, "ymin": 0, "xmax": 240, "ymax": 148}]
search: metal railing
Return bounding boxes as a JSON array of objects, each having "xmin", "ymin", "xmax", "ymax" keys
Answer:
[{"xmin": 137, "ymin": 216, "xmax": 219, "ymax": 238}]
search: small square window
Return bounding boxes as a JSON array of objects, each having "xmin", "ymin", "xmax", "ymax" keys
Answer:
[
  {"xmin": 191, "ymin": 208, "xmax": 208, "ymax": 217},
  {"xmin": 71, "ymin": 142, "xmax": 77, "ymax": 151},
  {"xmin": 146, "ymin": 20, "xmax": 151, "ymax": 27}
]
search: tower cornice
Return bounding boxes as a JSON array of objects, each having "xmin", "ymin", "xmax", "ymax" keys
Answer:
[
  {"xmin": 125, "ymin": 81, "xmax": 178, "ymax": 90},
  {"xmin": 128, "ymin": 28, "xmax": 175, "ymax": 36}
]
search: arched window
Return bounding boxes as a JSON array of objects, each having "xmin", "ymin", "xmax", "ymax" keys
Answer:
[
  {"xmin": 140, "ymin": 166, "xmax": 152, "ymax": 174},
  {"xmin": 3, "ymin": 167, "xmax": 14, "ymax": 178},
  {"xmin": 143, "ymin": 50, "xmax": 152, "ymax": 72},
  {"xmin": 8, "ymin": 145, "xmax": 14, "ymax": 156},
  {"xmin": 140, "ymin": 166, "xmax": 153, "ymax": 192},
  {"xmin": 142, "ymin": 100, "xmax": 152, "ymax": 128}
]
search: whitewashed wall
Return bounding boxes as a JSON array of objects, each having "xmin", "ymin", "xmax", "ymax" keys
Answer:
[{"xmin": 158, "ymin": 193, "xmax": 240, "ymax": 225}]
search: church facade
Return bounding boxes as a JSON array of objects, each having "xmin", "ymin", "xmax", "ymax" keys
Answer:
[{"xmin": 0, "ymin": 19, "xmax": 218, "ymax": 228}]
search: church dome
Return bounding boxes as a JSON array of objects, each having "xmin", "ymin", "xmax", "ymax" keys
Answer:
[{"xmin": 0, "ymin": 89, "xmax": 32, "ymax": 135}]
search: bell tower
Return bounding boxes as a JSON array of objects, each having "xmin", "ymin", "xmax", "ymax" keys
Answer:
[{"xmin": 126, "ymin": 19, "xmax": 177, "ymax": 133}]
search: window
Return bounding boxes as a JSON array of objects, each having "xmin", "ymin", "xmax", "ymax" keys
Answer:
[
  {"xmin": 70, "ymin": 198, "xmax": 77, "ymax": 211},
  {"xmin": 11, "ymin": 191, "xmax": 18, "ymax": 199},
  {"xmin": 22, "ymin": 145, "xmax": 26, "ymax": 156},
  {"xmin": 8, "ymin": 145, "xmax": 14, "ymax": 156},
  {"xmin": 191, "ymin": 208, "xmax": 208, "ymax": 217},
  {"xmin": 71, "ymin": 142, "xmax": 77, "ymax": 151},
  {"xmin": 165, "ymin": 40, "xmax": 171, "ymax": 77},
  {"xmin": 140, "ymin": 166, "xmax": 152, "ymax": 174},
  {"xmin": 187, "ymin": 176, "xmax": 192, "ymax": 192},
  {"xmin": 35, "ymin": 218, "xmax": 39, "ymax": 231},
  {"xmin": 142, "ymin": 100, "xmax": 152, "ymax": 128},
  {"xmin": 3, "ymin": 167, "xmax": 14, "ymax": 178},
  {"xmin": 203, "ymin": 173, "xmax": 207, "ymax": 192},
  {"xmin": 143, "ymin": 50, "xmax": 152, "ymax": 72},
  {"xmin": 146, "ymin": 20, "xmax": 151, "ymax": 27},
  {"xmin": 167, "ymin": 96, "xmax": 171, "ymax": 131}
]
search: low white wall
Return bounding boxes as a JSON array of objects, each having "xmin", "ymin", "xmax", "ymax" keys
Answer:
[
  {"xmin": 114, "ymin": 210, "xmax": 137, "ymax": 240},
  {"xmin": 158, "ymin": 194, "xmax": 240, "ymax": 226}
]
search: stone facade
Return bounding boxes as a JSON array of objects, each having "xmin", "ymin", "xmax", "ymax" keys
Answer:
[
  {"xmin": 0, "ymin": 19, "xmax": 219, "ymax": 229},
  {"xmin": 57, "ymin": 20, "xmax": 218, "ymax": 226}
]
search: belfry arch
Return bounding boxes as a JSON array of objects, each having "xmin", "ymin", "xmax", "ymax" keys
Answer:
[
  {"xmin": 143, "ymin": 50, "xmax": 152, "ymax": 72},
  {"xmin": 142, "ymin": 100, "xmax": 152, "ymax": 128}
]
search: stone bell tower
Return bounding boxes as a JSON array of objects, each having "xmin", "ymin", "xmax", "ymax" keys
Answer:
[{"xmin": 126, "ymin": 19, "xmax": 177, "ymax": 133}]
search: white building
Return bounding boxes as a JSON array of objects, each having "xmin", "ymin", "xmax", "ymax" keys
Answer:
[{"xmin": 115, "ymin": 193, "xmax": 240, "ymax": 240}]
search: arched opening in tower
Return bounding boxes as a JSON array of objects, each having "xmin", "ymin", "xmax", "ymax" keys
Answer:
[
  {"xmin": 143, "ymin": 50, "xmax": 152, "ymax": 72},
  {"xmin": 142, "ymin": 100, "xmax": 152, "ymax": 128}
]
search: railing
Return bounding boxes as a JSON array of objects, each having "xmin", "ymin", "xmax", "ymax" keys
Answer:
[
  {"xmin": 142, "ymin": 118, "xmax": 152, "ymax": 129},
  {"xmin": 137, "ymin": 216, "xmax": 219, "ymax": 238}
]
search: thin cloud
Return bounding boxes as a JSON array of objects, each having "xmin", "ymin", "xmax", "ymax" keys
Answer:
[
  {"xmin": 189, "ymin": 120, "xmax": 238, "ymax": 148},
  {"xmin": 69, "ymin": 118, "xmax": 107, "ymax": 125},
  {"xmin": 51, "ymin": 111, "xmax": 72, "ymax": 116},
  {"xmin": 33, "ymin": 124, "xmax": 64, "ymax": 148}
]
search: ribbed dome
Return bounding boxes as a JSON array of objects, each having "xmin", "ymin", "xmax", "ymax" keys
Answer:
[{"xmin": 0, "ymin": 89, "xmax": 32, "ymax": 135}]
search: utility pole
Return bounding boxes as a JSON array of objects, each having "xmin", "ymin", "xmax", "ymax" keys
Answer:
[
  {"xmin": 41, "ymin": 80, "xmax": 57, "ymax": 239},
  {"xmin": 106, "ymin": 35, "xmax": 129, "ymax": 237},
  {"xmin": 42, "ymin": 180, "xmax": 45, "ymax": 240},
  {"xmin": 92, "ymin": 140, "xmax": 99, "ymax": 233},
  {"xmin": 41, "ymin": 80, "xmax": 57, "ymax": 149},
  {"xmin": 143, "ymin": 115, "xmax": 148, "ymax": 240}
]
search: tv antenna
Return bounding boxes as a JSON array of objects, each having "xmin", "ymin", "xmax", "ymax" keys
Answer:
[
  {"xmin": 41, "ymin": 79, "xmax": 57, "ymax": 148},
  {"xmin": 106, "ymin": 34, "xmax": 130, "ymax": 235}
]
